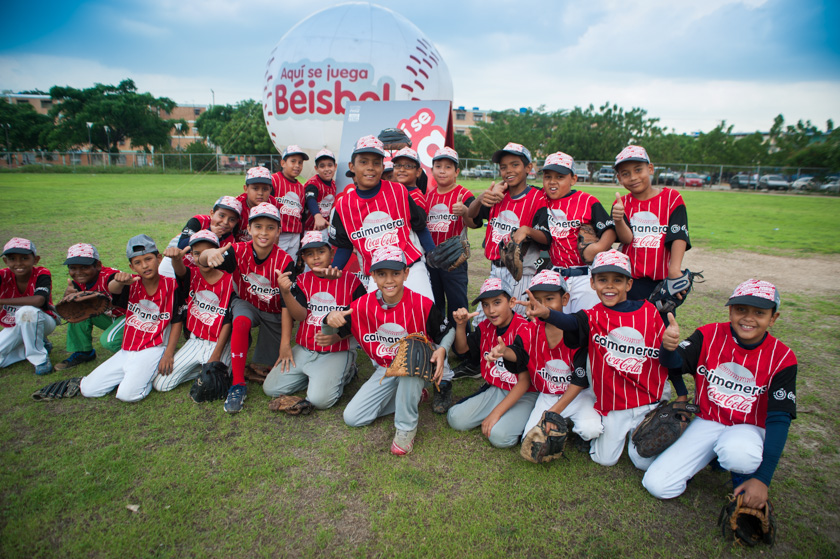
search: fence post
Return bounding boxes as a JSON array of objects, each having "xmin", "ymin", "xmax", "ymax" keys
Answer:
[
  {"xmin": 162, "ymin": 154, "xmax": 166, "ymax": 173},
  {"xmin": 189, "ymin": 153, "xmax": 193, "ymax": 172}
]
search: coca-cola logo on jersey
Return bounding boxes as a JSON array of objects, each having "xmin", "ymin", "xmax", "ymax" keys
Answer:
[
  {"xmin": 350, "ymin": 211, "xmax": 404, "ymax": 252},
  {"xmin": 490, "ymin": 210, "xmax": 521, "ymax": 244},
  {"xmin": 272, "ymin": 59, "xmax": 394, "ymax": 120},
  {"xmin": 548, "ymin": 208, "xmax": 581, "ymax": 239},
  {"xmin": 242, "ymin": 272, "xmax": 280, "ymax": 303},
  {"xmin": 630, "ymin": 211, "xmax": 667, "ymax": 249},
  {"xmin": 126, "ymin": 300, "xmax": 170, "ymax": 333},
  {"xmin": 1, "ymin": 305, "xmax": 17, "ymax": 327},
  {"xmin": 277, "ymin": 192, "xmax": 302, "ymax": 219},
  {"xmin": 319, "ymin": 194, "xmax": 335, "ymax": 217},
  {"xmin": 306, "ymin": 291, "xmax": 341, "ymax": 326},
  {"xmin": 593, "ymin": 327, "xmax": 658, "ymax": 374},
  {"xmin": 698, "ymin": 362, "xmax": 764, "ymax": 413},
  {"xmin": 189, "ymin": 290, "xmax": 224, "ymax": 327},
  {"xmin": 427, "ymin": 203, "xmax": 455, "ymax": 233},
  {"xmin": 363, "ymin": 323, "xmax": 408, "ymax": 359},
  {"xmin": 482, "ymin": 352, "xmax": 519, "ymax": 385},
  {"xmin": 537, "ymin": 358, "xmax": 572, "ymax": 393}
]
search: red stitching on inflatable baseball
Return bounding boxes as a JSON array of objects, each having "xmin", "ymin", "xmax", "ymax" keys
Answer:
[
  {"xmin": 416, "ymin": 46, "xmax": 428, "ymax": 56},
  {"xmin": 401, "ymin": 84, "xmax": 414, "ymax": 92},
  {"xmin": 422, "ymin": 59, "xmax": 432, "ymax": 69},
  {"xmin": 414, "ymin": 80, "xmax": 424, "ymax": 90},
  {"xmin": 410, "ymin": 55, "xmax": 421, "ymax": 65},
  {"xmin": 406, "ymin": 66, "xmax": 417, "ymax": 76},
  {"xmin": 419, "ymin": 69, "xmax": 429, "ymax": 79}
]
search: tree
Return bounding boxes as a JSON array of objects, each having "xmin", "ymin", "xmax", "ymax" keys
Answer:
[
  {"xmin": 453, "ymin": 132, "xmax": 475, "ymax": 161},
  {"xmin": 212, "ymin": 99, "xmax": 274, "ymax": 155},
  {"xmin": 0, "ymin": 99, "xmax": 53, "ymax": 151},
  {"xmin": 184, "ymin": 141, "xmax": 218, "ymax": 172},
  {"xmin": 195, "ymin": 104, "xmax": 235, "ymax": 146},
  {"xmin": 45, "ymin": 79, "xmax": 176, "ymax": 153}
]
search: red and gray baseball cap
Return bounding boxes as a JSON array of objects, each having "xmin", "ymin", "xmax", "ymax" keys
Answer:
[
  {"xmin": 472, "ymin": 277, "xmax": 513, "ymax": 305},
  {"xmin": 383, "ymin": 161, "xmax": 394, "ymax": 172},
  {"xmin": 542, "ymin": 152, "xmax": 575, "ymax": 175},
  {"xmin": 246, "ymin": 166, "xmax": 272, "ymax": 185},
  {"xmin": 126, "ymin": 234, "xmax": 158, "ymax": 259},
  {"xmin": 370, "ymin": 246, "xmax": 407, "ymax": 272},
  {"xmin": 188, "ymin": 230, "xmax": 220, "ymax": 248},
  {"xmin": 726, "ymin": 279, "xmax": 781, "ymax": 310},
  {"xmin": 392, "ymin": 147, "xmax": 420, "ymax": 166},
  {"xmin": 352, "ymin": 135, "xmax": 387, "ymax": 158},
  {"xmin": 314, "ymin": 148, "xmax": 336, "ymax": 163},
  {"xmin": 3, "ymin": 237, "xmax": 36, "ymax": 257},
  {"xmin": 614, "ymin": 145, "xmax": 651, "ymax": 168},
  {"xmin": 529, "ymin": 270, "xmax": 569, "ymax": 293},
  {"xmin": 590, "ymin": 249, "xmax": 632, "ymax": 278},
  {"xmin": 492, "ymin": 142, "xmax": 532, "ymax": 164},
  {"xmin": 300, "ymin": 230, "xmax": 330, "ymax": 251},
  {"xmin": 248, "ymin": 202, "xmax": 281, "ymax": 223},
  {"xmin": 213, "ymin": 195, "xmax": 243, "ymax": 215},
  {"xmin": 64, "ymin": 243, "xmax": 99, "ymax": 265},
  {"xmin": 432, "ymin": 147, "xmax": 459, "ymax": 165},
  {"xmin": 282, "ymin": 144, "xmax": 309, "ymax": 161}
]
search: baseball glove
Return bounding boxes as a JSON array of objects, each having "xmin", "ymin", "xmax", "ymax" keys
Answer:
[
  {"xmin": 426, "ymin": 236, "xmax": 470, "ymax": 271},
  {"xmin": 499, "ymin": 239, "xmax": 524, "ymax": 282},
  {"xmin": 268, "ymin": 394, "xmax": 315, "ymax": 415},
  {"xmin": 631, "ymin": 400, "xmax": 700, "ymax": 458},
  {"xmin": 244, "ymin": 363, "xmax": 269, "ymax": 384},
  {"xmin": 31, "ymin": 377, "xmax": 82, "ymax": 401},
  {"xmin": 648, "ymin": 269, "xmax": 704, "ymax": 314},
  {"xmin": 718, "ymin": 494, "xmax": 776, "ymax": 547},
  {"xmin": 189, "ymin": 361, "xmax": 232, "ymax": 403},
  {"xmin": 383, "ymin": 333, "xmax": 437, "ymax": 386},
  {"xmin": 577, "ymin": 224, "xmax": 599, "ymax": 265},
  {"xmin": 55, "ymin": 291, "xmax": 112, "ymax": 323},
  {"xmin": 520, "ymin": 411, "xmax": 569, "ymax": 463}
]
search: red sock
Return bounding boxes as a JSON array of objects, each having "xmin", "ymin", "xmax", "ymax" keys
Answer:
[{"xmin": 231, "ymin": 316, "xmax": 251, "ymax": 386}]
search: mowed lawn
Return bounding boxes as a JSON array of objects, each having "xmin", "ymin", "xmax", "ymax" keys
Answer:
[{"xmin": 0, "ymin": 174, "xmax": 838, "ymax": 559}]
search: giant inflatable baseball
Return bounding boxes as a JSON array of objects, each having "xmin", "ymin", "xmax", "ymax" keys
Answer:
[{"xmin": 262, "ymin": 2, "xmax": 454, "ymax": 156}]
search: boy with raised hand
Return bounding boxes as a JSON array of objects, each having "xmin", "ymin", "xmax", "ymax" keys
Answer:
[
  {"xmin": 324, "ymin": 246, "xmax": 453, "ymax": 455},
  {"xmin": 263, "ymin": 230, "xmax": 366, "ymax": 411},
  {"xmin": 611, "ymin": 146, "xmax": 690, "ymax": 307},
  {"xmin": 643, "ymin": 279, "xmax": 797, "ymax": 511},
  {"xmin": 271, "ymin": 145, "xmax": 308, "ymax": 259},
  {"xmin": 303, "ymin": 149, "xmax": 337, "ymax": 232},
  {"xmin": 79, "ymin": 235, "xmax": 183, "ymax": 402},
  {"xmin": 198, "ymin": 202, "xmax": 296, "ymax": 413},
  {"xmin": 542, "ymin": 151, "xmax": 616, "ymax": 313},
  {"xmin": 56, "ymin": 243, "xmax": 125, "ymax": 370},
  {"xmin": 446, "ymin": 277, "xmax": 537, "ymax": 449},
  {"xmin": 526, "ymin": 249, "xmax": 688, "ymax": 470},
  {"xmin": 152, "ymin": 230, "xmax": 235, "ymax": 393},
  {"xmin": 235, "ymin": 166, "xmax": 278, "ymax": 243},
  {"xmin": 0, "ymin": 238, "xmax": 57, "ymax": 375}
]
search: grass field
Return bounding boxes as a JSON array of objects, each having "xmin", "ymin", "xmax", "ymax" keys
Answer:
[{"xmin": 0, "ymin": 174, "xmax": 838, "ymax": 558}]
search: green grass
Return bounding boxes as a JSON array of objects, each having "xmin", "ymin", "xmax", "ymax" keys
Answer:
[{"xmin": 0, "ymin": 174, "xmax": 839, "ymax": 558}]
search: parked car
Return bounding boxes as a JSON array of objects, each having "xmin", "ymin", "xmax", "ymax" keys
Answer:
[
  {"xmin": 678, "ymin": 173, "xmax": 704, "ymax": 187},
  {"xmin": 657, "ymin": 170, "xmax": 680, "ymax": 185},
  {"xmin": 730, "ymin": 173, "xmax": 758, "ymax": 189},
  {"xmin": 759, "ymin": 175, "xmax": 790, "ymax": 191},
  {"xmin": 574, "ymin": 162, "xmax": 590, "ymax": 182},
  {"xmin": 463, "ymin": 165, "xmax": 495, "ymax": 179},
  {"xmin": 593, "ymin": 166, "xmax": 616, "ymax": 183},
  {"xmin": 821, "ymin": 180, "xmax": 840, "ymax": 193},
  {"xmin": 791, "ymin": 176, "xmax": 818, "ymax": 190}
]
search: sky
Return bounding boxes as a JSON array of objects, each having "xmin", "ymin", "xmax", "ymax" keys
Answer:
[{"xmin": 1, "ymin": 0, "xmax": 838, "ymax": 134}]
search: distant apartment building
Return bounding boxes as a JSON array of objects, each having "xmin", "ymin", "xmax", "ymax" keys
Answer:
[{"xmin": 452, "ymin": 106, "xmax": 493, "ymax": 136}]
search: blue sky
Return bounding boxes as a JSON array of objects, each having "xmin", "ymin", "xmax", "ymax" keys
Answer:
[{"xmin": 1, "ymin": 0, "xmax": 838, "ymax": 133}]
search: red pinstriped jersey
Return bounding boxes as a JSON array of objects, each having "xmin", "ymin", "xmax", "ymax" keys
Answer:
[
  {"xmin": 617, "ymin": 188, "xmax": 689, "ymax": 281},
  {"xmin": 585, "ymin": 301, "xmax": 668, "ymax": 415},
  {"xmin": 406, "ymin": 186, "xmax": 427, "ymax": 212},
  {"xmin": 184, "ymin": 269, "xmax": 234, "ymax": 343},
  {"xmin": 234, "ymin": 193, "xmax": 280, "ymax": 243},
  {"xmin": 0, "ymin": 267, "xmax": 55, "ymax": 326},
  {"xmin": 547, "ymin": 191, "xmax": 613, "ymax": 268},
  {"xmin": 332, "ymin": 180, "xmax": 423, "ymax": 274},
  {"xmin": 478, "ymin": 313, "xmax": 534, "ymax": 392},
  {"xmin": 70, "ymin": 266, "xmax": 126, "ymax": 318},
  {"xmin": 484, "ymin": 187, "xmax": 548, "ymax": 261},
  {"xmin": 526, "ymin": 321, "xmax": 586, "ymax": 395},
  {"xmin": 271, "ymin": 173, "xmax": 305, "ymax": 234},
  {"xmin": 425, "ymin": 185, "xmax": 474, "ymax": 245},
  {"xmin": 294, "ymin": 272, "xmax": 364, "ymax": 353},
  {"xmin": 685, "ymin": 322, "xmax": 797, "ymax": 428},
  {"xmin": 350, "ymin": 288, "xmax": 434, "ymax": 368},
  {"xmin": 303, "ymin": 175, "xmax": 336, "ymax": 231},
  {"xmin": 121, "ymin": 276, "xmax": 177, "ymax": 351},
  {"xmin": 231, "ymin": 242, "xmax": 294, "ymax": 313}
]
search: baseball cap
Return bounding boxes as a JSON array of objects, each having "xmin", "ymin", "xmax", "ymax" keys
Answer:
[
  {"xmin": 528, "ymin": 270, "xmax": 569, "ymax": 293},
  {"xmin": 369, "ymin": 246, "xmax": 407, "ymax": 272},
  {"xmin": 300, "ymin": 230, "xmax": 330, "ymax": 251},
  {"xmin": 614, "ymin": 145, "xmax": 651, "ymax": 168},
  {"xmin": 432, "ymin": 147, "xmax": 459, "ymax": 165},
  {"xmin": 188, "ymin": 230, "xmax": 220, "ymax": 248},
  {"xmin": 542, "ymin": 152, "xmax": 575, "ymax": 175},
  {"xmin": 282, "ymin": 144, "xmax": 309, "ymax": 161},
  {"xmin": 246, "ymin": 166, "xmax": 272, "ymax": 185},
  {"xmin": 383, "ymin": 161, "xmax": 394, "ymax": 172},
  {"xmin": 352, "ymin": 135, "xmax": 387, "ymax": 158},
  {"xmin": 492, "ymin": 142, "xmax": 532, "ymax": 164},
  {"xmin": 472, "ymin": 277, "xmax": 513, "ymax": 305},
  {"xmin": 126, "ymin": 234, "xmax": 158, "ymax": 260},
  {"xmin": 213, "ymin": 195, "xmax": 243, "ymax": 216},
  {"xmin": 64, "ymin": 243, "xmax": 99, "ymax": 265},
  {"xmin": 392, "ymin": 147, "xmax": 420, "ymax": 166},
  {"xmin": 248, "ymin": 202, "xmax": 281, "ymax": 223},
  {"xmin": 590, "ymin": 249, "xmax": 632, "ymax": 278},
  {"xmin": 3, "ymin": 237, "xmax": 36, "ymax": 257},
  {"xmin": 725, "ymin": 279, "xmax": 781, "ymax": 310},
  {"xmin": 314, "ymin": 148, "xmax": 336, "ymax": 163}
]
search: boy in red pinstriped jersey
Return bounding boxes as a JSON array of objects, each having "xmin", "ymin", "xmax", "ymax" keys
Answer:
[
  {"xmin": 79, "ymin": 235, "xmax": 184, "ymax": 402},
  {"xmin": 527, "ymin": 249, "xmax": 688, "ymax": 470},
  {"xmin": 644, "ymin": 279, "xmax": 796, "ymax": 514},
  {"xmin": 235, "ymin": 167, "xmax": 279, "ymax": 243},
  {"xmin": 303, "ymin": 149, "xmax": 337, "ymax": 232},
  {"xmin": 391, "ymin": 147, "xmax": 428, "ymax": 212},
  {"xmin": 152, "ymin": 230, "xmax": 235, "ymax": 393},
  {"xmin": 610, "ymin": 146, "xmax": 690, "ymax": 310},
  {"xmin": 271, "ymin": 145, "xmax": 308, "ymax": 260}
]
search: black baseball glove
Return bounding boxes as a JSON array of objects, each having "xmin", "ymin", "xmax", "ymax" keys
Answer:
[
  {"xmin": 718, "ymin": 494, "xmax": 776, "ymax": 547},
  {"xmin": 632, "ymin": 400, "xmax": 700, "ymax": 458},
  {"xmin": 189, "ymin": 361, "xmax": 232, "ymax": 403},
  {"xmin": 426, "ymin": 236, "xmax": 470, "ymax": 271},
  {"xmin": 32, "ymin": 377, "xmax": 83, "ymax": 401},
  {"xmin": 520, "ymin": 411, "xmax": 569, "ymax": 463},
  {"xmin": 384, "ymin": 333, "xmax": 437, "ymax": 387},
  {"xmin": 649, "ymin": 269, "xmax": 704, "ymax": 314},
  {"xmin": 499, "ymin": 239, "xmax": 524, "ymax": 282}
]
